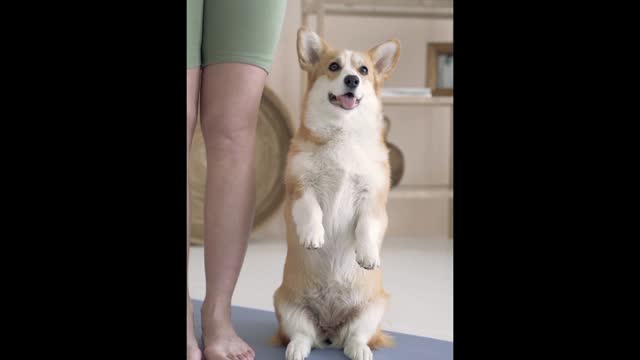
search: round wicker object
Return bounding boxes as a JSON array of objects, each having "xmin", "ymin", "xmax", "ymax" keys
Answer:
[{"xmin": 383, "ymin": 115, "xmax": 405, "ymax": 188}]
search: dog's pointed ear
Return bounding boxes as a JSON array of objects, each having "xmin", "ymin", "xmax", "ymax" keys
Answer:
[
  {"xmin": 297, "ymin": 27, "xmax": 328, "ymax": 71},
  {"xmin": 368, "ymin": 39, "xmax": 401, "ymax": 80}
]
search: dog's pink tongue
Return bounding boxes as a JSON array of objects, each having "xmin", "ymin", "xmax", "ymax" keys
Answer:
[{"xmin": 338, "ymin": 95, "xmax": 357, "ymax": 109}]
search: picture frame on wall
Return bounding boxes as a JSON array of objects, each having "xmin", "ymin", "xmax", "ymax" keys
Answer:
[{"xmin": 427, "ymin": 42, "xmax": 453, "ymax": 96}]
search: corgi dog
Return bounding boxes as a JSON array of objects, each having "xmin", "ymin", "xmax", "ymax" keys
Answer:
[{"xmin": 272, "ymin": 27, "xmax": 401, "ymax": 360}]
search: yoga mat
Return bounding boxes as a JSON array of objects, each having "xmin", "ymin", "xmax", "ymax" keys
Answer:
[{"xmin": 192, "ymin": 300, "xmax": 452, "ymax": 359}]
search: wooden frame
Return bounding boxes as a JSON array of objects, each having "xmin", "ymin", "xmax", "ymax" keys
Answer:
[
  {"xmin": 302, "ymin": 0, "xmax": 454, "ymax": 37},
  {"xmin": 427, "ymin": 43, "xmax": 453, "ymax": 96}
]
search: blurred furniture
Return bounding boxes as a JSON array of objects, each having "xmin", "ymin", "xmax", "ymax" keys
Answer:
[
  {"xmin": 427, "ymin": 42, "xmax": 453, "ymax": 96},
  {"xmin": 302, "ymin": 0, "xmax": 453, "ymax": 36}
]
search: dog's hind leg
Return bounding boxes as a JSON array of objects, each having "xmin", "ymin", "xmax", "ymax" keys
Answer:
[
  {"xmin": 341, "ymin": 295, "xmax": 390, "ymax": 360},
  {"xmin": 274, "ymin": 287, "xmax": 319, "ymax": 360}
]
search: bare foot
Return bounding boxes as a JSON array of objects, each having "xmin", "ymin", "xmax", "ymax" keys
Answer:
[
  {"xmin": 202, "ymin": 303, "xmax": 255, "ymax": 360},
  {"xmin": 188, "ymin": 344, "xmax": 202, "ymax": 360},
  {"xmin": 187, "ymin": 299, "xmax": 203, "ymax": 360}
]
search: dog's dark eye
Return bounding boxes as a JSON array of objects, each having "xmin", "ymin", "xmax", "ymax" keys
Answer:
[
  {"xmin": 328, "ymin": 62, "xmax": 341, "ymax": 71},
  {"xmin": 359, "ymin": 66, "xmax": 368, "ymax": 75}
]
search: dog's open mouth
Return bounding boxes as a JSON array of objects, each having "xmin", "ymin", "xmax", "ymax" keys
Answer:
[{"xmin": 329, "ymin": 92, "xmax": 361, "ymax": 110}]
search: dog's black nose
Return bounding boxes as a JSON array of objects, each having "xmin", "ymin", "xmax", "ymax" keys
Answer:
[{"xmin": 344, "ymin": 75, "xmax": 359, "ymax": 89}]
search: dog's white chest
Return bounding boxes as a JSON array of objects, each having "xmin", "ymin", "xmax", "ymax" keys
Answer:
[
  {"xmin": 288, "ymin": 132, "xmax": 388, "ymax": 281},
  {"xmin": 302, "ymin": 141, "xmax": 377, "ymax": 236}
]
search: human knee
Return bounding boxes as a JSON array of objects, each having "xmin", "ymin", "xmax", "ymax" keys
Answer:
[
  {"xmin": 187, "ymin": 109, "xmax": 198, "ymax": 143},
  {"xmin": 200, "ymin": 109, "xmax": 257, "ymax": 152}
]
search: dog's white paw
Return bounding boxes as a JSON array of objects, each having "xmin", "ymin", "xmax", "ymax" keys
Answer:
[
  {"xmin": 285, "ymin": 338, "xmax": 312, "ymax": 360},
  {"xmin": 297, "ymin": 222, "xmax": 325, "ymax": 249},
  {"xmin": 355, "ymin": 243, "xmax": 380, "ymax": 270},
  {"xmin": 344, "ymin": 342, "xmax": 373, "ymax": 360}
]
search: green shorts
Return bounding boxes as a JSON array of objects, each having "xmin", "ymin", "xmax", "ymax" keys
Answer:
[{"xmin": 187, "ymin": 0, "xmax": 287, "ymax": 72}]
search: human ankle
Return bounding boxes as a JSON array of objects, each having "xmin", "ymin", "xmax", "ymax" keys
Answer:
[{"xmin": 201, "ymin": 298, "xmax": 232, "ymax": 323}]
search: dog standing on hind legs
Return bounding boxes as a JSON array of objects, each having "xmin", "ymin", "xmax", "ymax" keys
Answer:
[{"xmin": 273, "ymin": 27, "xmax": 401, "ymax": 360}]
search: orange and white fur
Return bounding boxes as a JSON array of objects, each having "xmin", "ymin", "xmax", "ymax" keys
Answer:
[{"xmin": 273, "ymin": 28, "xmax": 401, "ymax": 360}]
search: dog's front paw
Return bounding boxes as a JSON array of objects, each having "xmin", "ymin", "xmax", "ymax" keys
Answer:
[
  {"xmin": 286, "ymin": 338, "xmax": 312, "ymax": 360},
  {"xmin": 355, "ymin": 243, "xmax": 380, "ymax": 270},
  {"xmin": 344, "ymin": 342, "xmax": 373, "ymax": 360},
  {"xmin": 297, "ymin": 222, "xmax": 325, "ymax": 249}
]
